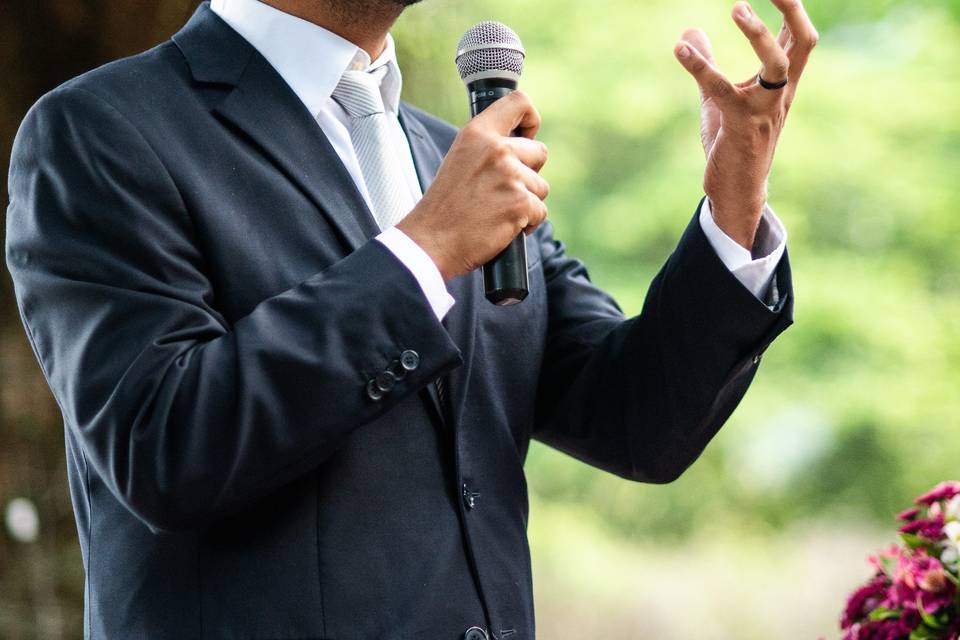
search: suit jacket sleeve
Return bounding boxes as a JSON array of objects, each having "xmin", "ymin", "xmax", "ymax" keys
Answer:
[
  {"xmin": 531, "ymin": 210, "xmax": 794, "ymax": 483},
  {"xmin": 5, "ymin": 86, "xmax": 463, "ymax": 532}
]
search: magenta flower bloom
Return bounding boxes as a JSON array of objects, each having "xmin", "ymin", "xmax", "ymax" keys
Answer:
[
  {"xmin": 897, "ymin": 507, "xmax": 921, "ymax": 521},
  {"xmin": 892, "ymin": 552, "xmax": 956, "ymax": 614},
  {"xmin": 898, "ymin": 512, "xmax": 945, "ymax": 540},
  {"xmin": 842, "ymin": 617, "xmax": 916, "ymax": 640},
  {"xmin": 916, "ymin": 482, "xmax": 960, "ymax": 506},
  {"xmin": 842, "ymin": 574, "xmax": 889, "ymax": 629},
  {"xmin": 840, "ymin": 482, "xmax": 960, "ymax": 639}
]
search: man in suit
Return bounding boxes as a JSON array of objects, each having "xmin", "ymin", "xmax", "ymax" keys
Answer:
[{"xmin": 4, "ymin": 0, "xmax": 816, "ymax": 637}]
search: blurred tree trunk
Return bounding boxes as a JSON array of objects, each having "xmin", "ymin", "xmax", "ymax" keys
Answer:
[{"xmin": 0, "ymin": 3, "xmax": 195, "ymax": 638}]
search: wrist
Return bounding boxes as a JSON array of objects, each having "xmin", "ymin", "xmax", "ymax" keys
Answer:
[
  {"xmin": 396, "ymin": 215, "xmax": 457, "ymax": 282},
  {"xmin": 706, "ymin": 195, "xmax": 765, "ymax": 251}
]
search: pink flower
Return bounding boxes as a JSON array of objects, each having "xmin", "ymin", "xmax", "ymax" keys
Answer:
[
  {"xmin": 918, "ymin": 567, "xmax": 949, "ymax": 594},
  {"xmin": 842, "ymin": 574, "xmax": 889, "ymax": 629},
  {"xmin": 897, "ymin": 507, "xmax": 920, "ymax": 521},
  {"xmin": 916, "ymin": 481, "xmax": 960, "ymax": 506},
  {"xmin": 842, "ymin": 617, "xmax": 915, "ymax": 640},
  {"xmin": 898, "ymin": 512, "xmax": 945, "ymax": 540},
  {"xmin": 892, "ymin": 551, "xmax": 955, "ymax": 615},
  {"xmin": 841, "ymin": 483, "xmax": 960, "ymax": 640}
]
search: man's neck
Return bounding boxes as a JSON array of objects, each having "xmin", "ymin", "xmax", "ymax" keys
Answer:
[{"xmin": 258, "ymin": 0, "xmax": 402, "ymax": 59}]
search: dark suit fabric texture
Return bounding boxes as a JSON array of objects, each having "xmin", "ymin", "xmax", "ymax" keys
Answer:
[{"xmin": 4, "ymin": 3, "xmax": 793, "ymax": 639}]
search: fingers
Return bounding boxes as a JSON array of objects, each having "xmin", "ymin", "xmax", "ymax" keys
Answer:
[
  {"xmin": 680, "ymin": 28, "xmax": 722, "ymax": 105},
  {"xmin": 476, "ymin": 90, "xmax": 541, "ymax": 138},
  {"xmin": 517, "ymin": 163, "xmax": 550, "ymax": 202},
  {"xmin": 516, "ymin": 161, "xmax": 549, "ymax": 235},
  {"xmin": 732, "ymin": 2, "xmax": 789, "ymax": 83},
  {"xmin": 674, "ymin": 41, "xmax": 738, "ymax": 103},
  {"xmin": 506, "ymin": 137, "xmax": 548, "ymax": 173},
  {"xmin": 681, "ymin": 27, "xmax": 716, "ymax": 64},
  {"xmin": 522, "ymin": 192, "xmax": 549, "ymax": 235},
  {"xmin": 777, "ymin": 22, "xmax": 790, "ymax": 48},
  {"xmin": 769, "ymin": 0, "xmax": 819, "ymax": 77}
]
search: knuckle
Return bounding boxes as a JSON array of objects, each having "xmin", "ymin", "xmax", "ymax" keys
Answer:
[
  {"xmin": 461, "ymin": 123, "xmax": 487, "ymax": 145},
  {"xmin": 463, "ymin": 119, "xmax": 483, "ymax": 135},
  {"xmin": 512, "ymin": 90, "xmax": 531, "ymax": 107},
  {"xmin": 457, "ymin": 123, "xmax": 476, "ymax": 142},
  {"xmin": 491, "ymin": 140, "xmax": 512, "ymax": 163},
  {"xmin": 690, "ymin": 59, "xmax": 707, "ymax": 74},
  {"xmin": 710, "ymin": 78, "xmax": 731, "ymax": 98},
  {"xmin": 770, "ymin": 58, "xmax": 789, "ymax": 78},
  {"xmin": 512, "ymin": 179, "xmax": 529, "ymax": 202},
  {"xmin": 511, "ymin": 163, "xmax": 529, "ymax": 186},
  {"xmin": 748, "ymin": 22, "xmax": 766, "ymax": 37}
]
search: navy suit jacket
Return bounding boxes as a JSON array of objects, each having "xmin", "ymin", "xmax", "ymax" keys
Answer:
[{"xmin": 5, "ymin": 3, "xmax": 793, "ymax": 639}]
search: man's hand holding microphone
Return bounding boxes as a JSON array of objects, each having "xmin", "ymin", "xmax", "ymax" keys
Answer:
[{"xmin": 397, "ymin": 91, "xmax": 548, "ymax": 283}]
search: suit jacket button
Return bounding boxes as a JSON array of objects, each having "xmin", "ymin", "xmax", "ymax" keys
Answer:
[
  {"xmin": 463, "ymin": 627, "xmax": 488, "ymax": 640},
  {"xmin": 400, "ymin": 349, "xmax": 420, "ymax": 371},
  {"xmin": 366, "ymin": 379, "xmax": 384, "ymax": 401},
  {"xmin": 462, "ymin": 483, "xmax": 479, "ymax": 510},
  {"xmin": 375, "ymin": 370, "xmax": 397, "ymax": 393}
]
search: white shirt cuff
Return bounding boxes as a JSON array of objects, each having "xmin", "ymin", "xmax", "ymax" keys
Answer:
[
  {"xmin": 698, "ymin": 198, "xmax": 787, "ymax": 303},
  {"xmin": 375, "ymin": 226, "xmax": 455, "ymax": 322}
]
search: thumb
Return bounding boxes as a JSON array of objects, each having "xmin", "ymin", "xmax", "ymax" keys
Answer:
[{"xmin": 474, "ymin": 90, "xmax": 541, "ymax": 139}]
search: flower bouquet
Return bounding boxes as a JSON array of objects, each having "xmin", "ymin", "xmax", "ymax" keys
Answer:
[{"xmin": 842, "ymin": 482, "xmax": 960, "ymax": 639}]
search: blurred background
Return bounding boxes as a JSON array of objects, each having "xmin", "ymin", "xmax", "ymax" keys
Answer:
[{"xmin": 1, "ymin": 0, "xmax": 958, "ymax": 638}]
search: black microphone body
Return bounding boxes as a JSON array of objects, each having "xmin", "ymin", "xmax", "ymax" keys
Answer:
[
  {"xmin": 467, "ymin": 78, "xmax": 528, "ymax": 306},
  {"xmin": 456, "ymin": 22, "xmax": 529, "ymax": 306}
]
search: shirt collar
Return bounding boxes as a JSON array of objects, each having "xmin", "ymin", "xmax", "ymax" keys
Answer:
[{"xmin": 210, "ymin": 0, "xmax": 403, "ymax": 116}]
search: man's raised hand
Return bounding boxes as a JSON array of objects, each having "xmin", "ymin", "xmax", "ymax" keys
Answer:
[{"xmin": 674, "ymin": 0, "xmax": 818, "ymax": 250}]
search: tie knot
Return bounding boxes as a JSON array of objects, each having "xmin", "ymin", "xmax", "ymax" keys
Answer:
[{"xmin": 332, "ymin": 66, "xmax": 389, "ymax": 119}]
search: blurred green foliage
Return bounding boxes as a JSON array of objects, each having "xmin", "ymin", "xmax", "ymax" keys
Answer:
[{"xmin": 1, "ymin": 0, "xmax": 958, "ymax": 638}]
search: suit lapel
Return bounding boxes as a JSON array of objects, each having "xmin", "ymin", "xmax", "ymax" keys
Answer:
[
  {"xmin": 174, "ymin": 4, "xmax": 479, "ymax": 429},
  {"xmin": 173, "ymin": 3, "xmax": 380, "ymax": 254},
  {"xmin": 399, "ymin": 105, "xmax": 480, "ymax": 431}
]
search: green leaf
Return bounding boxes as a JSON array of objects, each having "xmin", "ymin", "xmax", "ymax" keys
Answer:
[
  {"xmin": 909, "ymin": 625, "xmax": 942, "ymax": 640},
  {"xmin": 902, "ymin": 533, "xmax": 926, "ymax": 549},
  {"xmin": 868, "ymin": 607, "xmax": 901, "ymax": 621},
  {"xmin": 917, "ymin": 598, "xmax": 946, "ymax": 630}
]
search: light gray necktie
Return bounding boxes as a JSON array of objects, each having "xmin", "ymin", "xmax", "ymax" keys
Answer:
[
  {"xmin": 333, "ymin": 65, "xmax": 449, "ymax": 419},
  {"xmin": 332, "ymin": 66, "xmax": 413, "ymax": 231}
]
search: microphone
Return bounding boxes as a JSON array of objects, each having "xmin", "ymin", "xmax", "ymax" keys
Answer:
[{"xmin": 455, "ymin": 22, "xmax": 529, "ymax": 306}]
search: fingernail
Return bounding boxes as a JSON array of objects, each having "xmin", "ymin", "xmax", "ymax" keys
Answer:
[
  {"xmin": 677, "ymin": 44, "xmax": 690, "ymax": 58},
  {"xmin": 738, "ymin": 4, "xmax": 752, "ymax": 20}
]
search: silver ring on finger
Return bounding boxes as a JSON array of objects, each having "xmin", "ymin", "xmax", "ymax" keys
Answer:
[{"xmin": 757, "ymin": 73, "xmax": 789, "ymax": 91}]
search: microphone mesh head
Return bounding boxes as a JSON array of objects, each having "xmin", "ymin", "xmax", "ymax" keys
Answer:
[{"xmin": 455, "ymin": 21, "xmax": 525, "ymax": 84}]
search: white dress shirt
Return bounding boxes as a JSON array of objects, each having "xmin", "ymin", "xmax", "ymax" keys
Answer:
[{"xmin": 210, "ymin": 0, "xmax": 786, "ymax": 320}]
